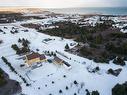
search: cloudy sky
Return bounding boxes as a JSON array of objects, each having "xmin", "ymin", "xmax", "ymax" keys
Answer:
[{"xmin": 0, "ymin": 0, "xmax": 127, "ymax": 8}]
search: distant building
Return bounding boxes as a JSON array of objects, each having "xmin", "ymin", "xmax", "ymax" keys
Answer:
[
  {"xmin": 53, "ymin": 56, "xmax": 72, "ymax": 69},
  {"xmin": 25, "ymin": 52, "xmax": 46, "ymax": 66},
  {"xmin": 53, "ymin": 56, "xmax": 64, "ymax": 65}
]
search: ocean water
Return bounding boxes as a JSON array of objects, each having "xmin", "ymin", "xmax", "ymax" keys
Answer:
[{"xmin": 48, "ymin": 7, "xmax": 127, "ymax": 15}]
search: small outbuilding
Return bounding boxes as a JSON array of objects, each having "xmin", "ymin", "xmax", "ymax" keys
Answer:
[
  {"xmin": 53, "ymin": 56, "xmax": 64, "ymax": 65},
  {"xmin": 53, "ymin": 56, "xmax": 72, "ymax": 69}
]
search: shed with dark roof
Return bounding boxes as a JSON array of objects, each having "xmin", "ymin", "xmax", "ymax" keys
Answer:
[{"xmin": 53, "ymin": 56, "xmax": 64, "ymax": 65}]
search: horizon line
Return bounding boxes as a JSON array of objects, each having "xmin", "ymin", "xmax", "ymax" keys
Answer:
[{"xmin": 0, "ymin": 6, "xmax": 127, "ymax": 9}]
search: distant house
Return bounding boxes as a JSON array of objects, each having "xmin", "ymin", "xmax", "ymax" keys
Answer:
[
  {"xmin": 25, "ymin": 52, "xmax": 46, "ymax": 66},
  {"xmin": 53, "ymin": 56, "xmax": 72, "ymax": 69},
  {"xmin": 53, "ymin": 56, "xmax": 64, "ymax": 65}
]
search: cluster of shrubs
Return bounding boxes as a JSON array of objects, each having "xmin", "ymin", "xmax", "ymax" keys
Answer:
[
  {"xmin": 80, "ymin": 43, "xmax": 127, "ymax": 64},
  {"xmin": 113, "ymin": 57, "xmax": 125, "ymax": 66},
  {"xmin": 39, "ymin": 21, "xmax": 83, "ymax": 37},
  {"xmin": 94, "ymin": 20, "xmax": 113, "ymax": 31},
  {"xmin": 10, "ymin": 30, "xmax": 18, "ymax": 34},
  {"xmin": 11, "ymin": 38, "xmax": 30, "ymax": 55},
  {"xmin": 39, "ymin": 20, "xmax": 113, "ymax": 43},
  {"xmin": 112, "ymin": 82, "xmax": 127, "ymax": 95},
  {"xmin": 109, "ymin": 32, "xmax": 127, "ymax": 38},
  {"xmin": 79, "ymin": 47, "xmax": 113, "ymax": 63},
  {"xmin": 44, "ymin": 51, "xmax": 56, "ymax": 56},
  {"xmin": 86, "ymin": 89, "xmax": 100, "ymax": 95},
  {"xmin": 87, "ymin": 66, "xmax": 100, "ymax": 74},
  {"xmin": 107, "ymin": 68, "xmax": 122, "ymax": 76},
  {"xmin": 11, "ymin": 44, "xmax": 30, "ymax": 55},
  {"xmin": 18, "ymin": 38, "xmax": 30, "ymax": 47},
  {"xmin": 105, "ymin": 42, "xmax": 127, "ymax": 55},
  {"xmin": 79, "ymin": 47, "xmax": 92, "ymax": 57}
]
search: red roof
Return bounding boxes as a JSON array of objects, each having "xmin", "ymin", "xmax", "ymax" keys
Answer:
[
  {"xmin": 26, "ymin": 52, "xmax": 46, "ymax": 60},
  {"xmin": 40, "ymin": 54, "xmax": 46, "ymax": 60}
]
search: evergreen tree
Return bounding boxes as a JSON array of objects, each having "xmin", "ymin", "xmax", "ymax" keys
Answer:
[
  {"xmin": 65, "ymin": 44, "xmax": 70, "ymax": 50},
  {"xmin": 113, "ymin": 57, "xmax": 125, "ymax": 66},
  {"xmin": 91, "ymin": 91, "xmax": 100, "ymax": 95},
  {"xmin": 18, "ymin": 38, "xmax": 22, "ymax": 43},
  {"xmin": 112, "ymin": 82, "xmax": 127, "ymax": 95},
  {"xmin": 86, "ymin": 89, "xmax": 90, "ymax": 95}
]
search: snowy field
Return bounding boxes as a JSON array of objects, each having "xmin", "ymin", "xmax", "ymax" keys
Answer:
[
  {"xmin": 111, "ymin": 16, "xmax": 127, "ymax": 33},
  {"xmin": 0, "ymin": 17, "xmax": 127, "ymax": 95}
]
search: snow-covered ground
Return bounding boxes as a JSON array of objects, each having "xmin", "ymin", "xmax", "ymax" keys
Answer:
[
  {"xmin": 0, "ymin": 16, "xmax": 127, "ymax": 95},
  {"xmin": 111, "ymin": 16, "xmax": 127, "ymax": 33}
]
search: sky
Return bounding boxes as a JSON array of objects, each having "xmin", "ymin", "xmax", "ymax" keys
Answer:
[{"xmin": 0, "ymin": 0, "xmax": 127, "ymax": 8}]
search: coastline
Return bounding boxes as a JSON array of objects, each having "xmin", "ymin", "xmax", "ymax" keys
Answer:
[{"xmin": 0, "ymin": 7, "xmax": 127, "ymax": 16}]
